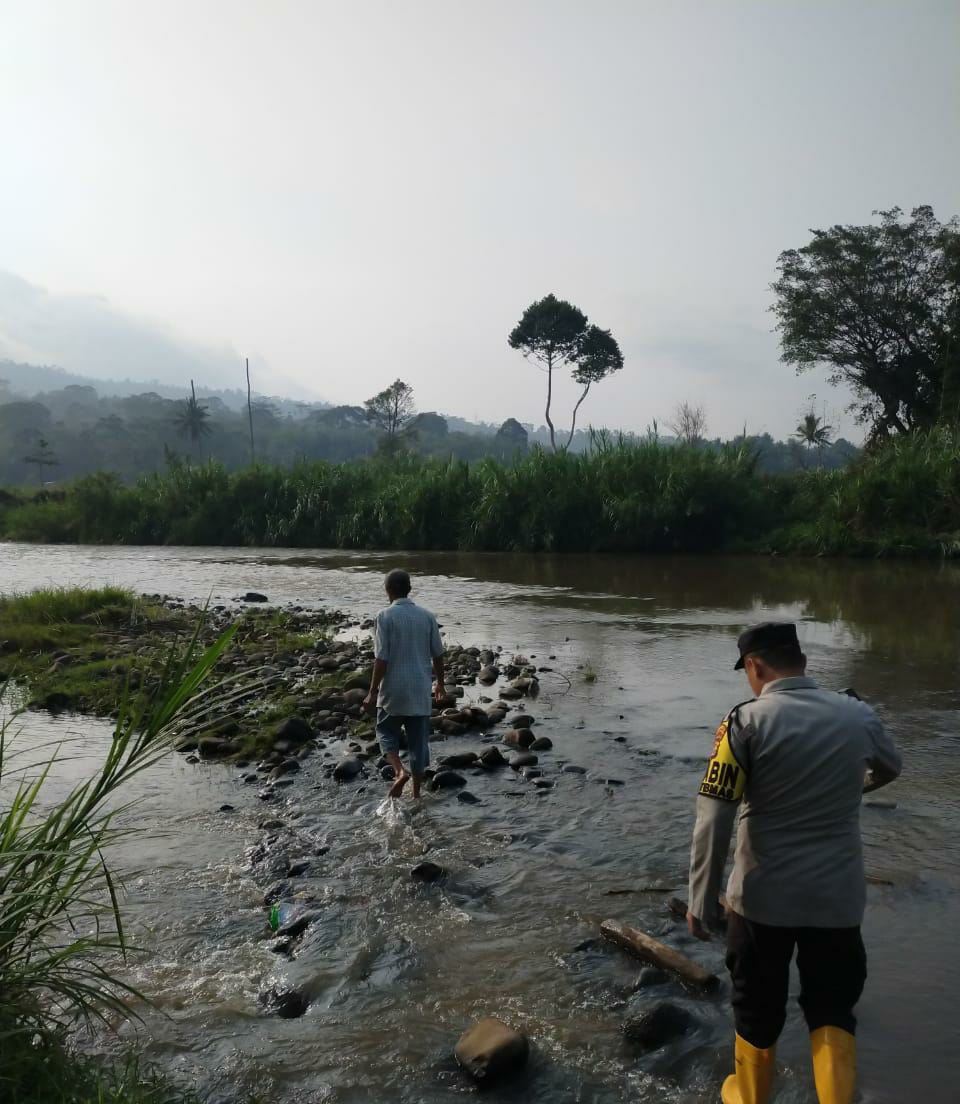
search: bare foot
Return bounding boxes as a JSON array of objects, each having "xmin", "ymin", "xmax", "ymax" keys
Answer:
[
  {"xmin": 388, "ymin": 771, "xmax": 410, "ymax": 799},
  {"xmin": 411, "ymin": 776, "xmax": 423, "ymax": 800}
]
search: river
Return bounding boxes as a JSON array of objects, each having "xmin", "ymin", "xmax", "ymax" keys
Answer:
[{"xmin": 1, "ymin": 545, "xmax": 958, "ymax": 1103}]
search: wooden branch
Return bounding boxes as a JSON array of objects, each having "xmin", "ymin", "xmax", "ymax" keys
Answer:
[{"xmin": 600, "ymin": 918, "xmax": 718, "ymax": 991}]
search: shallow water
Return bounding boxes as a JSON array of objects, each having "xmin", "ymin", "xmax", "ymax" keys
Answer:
[{"xmin": 1, "ymin": 545, "xmax": 958, "ymax": 1103}]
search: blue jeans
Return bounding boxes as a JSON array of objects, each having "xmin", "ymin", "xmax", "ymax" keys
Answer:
[{"xmin": 376, "ymin": 711, "xmax": 431, "ymax": 777}]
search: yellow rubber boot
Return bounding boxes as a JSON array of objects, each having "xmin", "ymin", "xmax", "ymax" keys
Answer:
[
  {"xmin": 811, "ymin": 1026, "xmax": 856, "ymax": 1104},
  {"xmin": 721, "ymin": 1034, "xmax": 776, "ymax": 1104}
]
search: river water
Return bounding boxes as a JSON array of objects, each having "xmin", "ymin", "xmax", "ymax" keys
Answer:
[{"xmin": 1, "ymin": 545, "xmax": 958, "ymax": 1103}]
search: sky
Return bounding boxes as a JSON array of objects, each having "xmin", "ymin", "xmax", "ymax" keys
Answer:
[{"xmin": 1, "ymin": 0, "xmax": 958, "ymax": 440}]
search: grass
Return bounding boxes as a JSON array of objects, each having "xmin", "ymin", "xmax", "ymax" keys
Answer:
[
  {"xmin": 1, "ymin": 431, "xmax": 955, "ymax": 556},
  {"xmin": 0, "ymin": 613, "xmax": 238, "ymax": 1103}
]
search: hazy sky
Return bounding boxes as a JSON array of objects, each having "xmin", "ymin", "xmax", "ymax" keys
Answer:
[{"xmin": 2, "ymin": 1, "xmax": 958, "ymax": 439}]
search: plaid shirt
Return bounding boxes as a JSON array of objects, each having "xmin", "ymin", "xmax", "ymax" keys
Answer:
[{"xmin": 374, "ymin": 598, "xmax": 443, "ymax": 716}]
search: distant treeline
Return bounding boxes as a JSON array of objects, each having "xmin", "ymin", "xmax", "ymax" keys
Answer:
[
  {"xmin": 1, "ymin": 431, "xmax": 955, "ymax": 557},
  {"xmin": 0, "ymin": 373, "xmax": 858, "ymax": 486}
]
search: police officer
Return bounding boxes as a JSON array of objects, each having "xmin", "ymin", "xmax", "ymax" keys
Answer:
[{"xmin": 687, "ymin": 623, "xmax": 901, "ymax": 1104}]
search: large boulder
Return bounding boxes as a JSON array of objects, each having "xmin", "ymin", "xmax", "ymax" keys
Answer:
[
  {"xmin": 455, "ymin": 1017, "xmax": 529, "ymax": 1083},
  {"xmin": 530, "ymin": 736, "xmax": 553, "ymax": 751},
  {"xmin": 333, "ymin": 756, "xmax": 363, "ymax": 782},
  {"xmin": 438, "ymin": 751, "xmax": 479, "ymax": 770},
  {"xmin": 259, "ymin": 985, "xmax": 310, "ymax": 1018},
  {"xmin": 504, "ymin": 729, "xmax": 535, "ymax": 749},
  {"xmin": 411, "ymin": 861, "xmax": 445, "ymax": 883},
  {"xmin": 274, "ymin": 716, "xmax": 312, "ymax": 744},
  {"xmin": 198, "ymin": 736, "xmax": 238, "ymax": 759},
  {"xmin": 622, "ymin": 1002, "xmax": 695, "ymax": 1050},
  {"xmin": 479, "ymin": 746, "xmax": 507, "ymax": 768},
  {"xmin": 430, "ymin": 770, "xmax": 466, "ymax": 791},
  {"xmin": 509, "ymin": 752, "xmax": 538, "ymax": 770}
]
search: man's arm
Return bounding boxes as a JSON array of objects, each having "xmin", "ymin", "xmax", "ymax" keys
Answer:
[
  {"xmin": 688, "ymin": 797, "xmax": 738, "ymax": 938},
  {"xmin": 364, "ymin": 614, "xmax": 390, "ymax": 712},
  {"xmin": 430, "ymin": 616, "xmax": 445, "ymax": 702},
  {"xmin": 364, "ymin": 658, "xmax": 388, "ymax": 713},
  {"xmin": 432, "ymin": 653, "xmax": 448, "ymax": 697},
  {"xmin": 687, "ymin": 714, "xmax": 748, "ymax": 939},
  {"xmin": 863, "ymin": 708, "xmax": 902, "ymax": 793}
]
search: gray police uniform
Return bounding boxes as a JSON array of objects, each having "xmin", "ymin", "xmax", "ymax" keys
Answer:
[{"xmin": 688, "ymin": 675, "xmax": 902, "ymax": 1048}]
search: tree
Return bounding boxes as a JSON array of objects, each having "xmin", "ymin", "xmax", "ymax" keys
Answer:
[
  {"xmin": 668, "ymin": 401, "xmax": 707, "ymax": 444},
  {"xmin": 771, "ymin": 205, "xmax": 960, "ymax": 439},
  {"xmin": 495, "ymin": 417, "xmax": 528, "ymax": 452},
  {"xmin": 364, "ymin": 380, "xmax": 416, "ymax": 439},
  {"xmin": 508, "ymin": 296, "xmax": 624, "ymax": 451},
  {"xmin": 567, "ymin": 325, "xmax": 624, "ymax": 448},
  {"xmin": 794, "ymin": 410, "xmax": 833, "ymax": 452},
  {"xmin": 24, "ymin": 436, "xmax": 59, "ymax": 482},
  {"xmin": 173, "ymin": 379, "xmax": 212, "ymax": 458}
]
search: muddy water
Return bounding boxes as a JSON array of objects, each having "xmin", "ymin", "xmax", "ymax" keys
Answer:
[{"xmin": 1, "ymin": 545, "xmax": 958, "ymax": 1104}]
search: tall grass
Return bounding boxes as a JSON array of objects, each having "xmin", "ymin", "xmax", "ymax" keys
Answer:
[
  {"xmin": 0, "ymin": 613, "xmax": 237, "ymax": 1102},
  {"xmin": 1, "ymin": 431, "xmax": 957, "ymax": 556}
]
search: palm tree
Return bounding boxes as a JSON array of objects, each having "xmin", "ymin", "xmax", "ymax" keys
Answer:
[
  {"xmin": 173, "ymin": 380, "xmax": 212, "ymax": 460},
  {"xmin": 794, "ymin": 411, "xmax": 833, "ymax": 452}
]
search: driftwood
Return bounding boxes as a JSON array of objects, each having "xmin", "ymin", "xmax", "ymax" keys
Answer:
[{"xmin": 600, "ymin": 918, "xmax": 718, "ymax": 991}]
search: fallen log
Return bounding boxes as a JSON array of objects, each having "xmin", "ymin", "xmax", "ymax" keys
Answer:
[{"xmin": 600, "ymin": 918, "xmax": 718, "ymax": 991}]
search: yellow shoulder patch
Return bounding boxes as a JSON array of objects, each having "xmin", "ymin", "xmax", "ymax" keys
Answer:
[{"xmin": 698, "ymin": 719, "xmax": 746, "ymax": 802}]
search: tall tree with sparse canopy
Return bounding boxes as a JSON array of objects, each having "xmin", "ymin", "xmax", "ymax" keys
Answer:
[
  {"xmin": 24, "ymin": 436, "xmax": 59, "ymax": 483},
  {"xmin": 173, "ymin": 379, "xmax": 212, "ymax": 459},
  {"xmin": 567, "ymin": 326, "xmax": 624, "ymax": 448},
  {"xmin": 364, "ymin": 380, "xmax": 417, "ymax": 440},
  {"xmin": 771, "ymin": 205, "xmax": 960, "ymax": 439},
  {"xmin": 508, "ymin": 294, "xmax": 623, "ymax": 451}
]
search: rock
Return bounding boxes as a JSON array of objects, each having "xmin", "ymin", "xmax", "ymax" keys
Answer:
[
  {"xmin": 430, "ymin": 770, "xmax": 467, "ymax": 791},
  {"xmin": 259, "ymin": 985, "xmax": 310, "ymax": 1018},
  {"xmin": 438, "ymin": 752, "xmax": 479, "ymax": 769},
  {"xmin": 262, "ymin": 881, "xmax": 289, "ymax": 905},
  {"xmin": 268, "ymin": 936, "xmax": 293, "ymax": 955},
  {"xmin": 219, "ymin": 803, "xmax": 235, "ymax": 812},
  {"xmin": 504, "ymin": 729, "xmax": 535, "ymax": 749},
  {"xmin": 274, "ymin": 716, "xmax": 312, "ymax": 744},
  {"xmin": 441, "ymin": 720, "xmax": 468, "ymax": 736},
  {"xmin": 511, "ymin": 714, "xmax": 534, "ymax": 729},
  {"xmin": 454, "ymin": 1017, "xmax": 529, "ymax": 1083},
  {"xmin": 333, "ymin": 756, "xmax": 363, "ymax": 782},
  {"xmin": 531, "ymin": 777, "xmax": 553, "ymax": 789},
  {"xmin": 457, "ymin": 790, "xmax": 480, "ymax": 805},
  {"xmin": 270, "ymin": 758, "xmax": 302, "ymax": 779},
  {"xmin": 42, "ymin": 691, "xmax": 72, "ymax": 712},
  {"xmin": 287, "ymin": 858, "xmax": 311, "ymax": 877},
  {"xmin": 562, "ymin": 764, "xmax": 587, "ymax": 774},
  {"xmin": 198, "ymin": 736, "xmax": 238, "ymax": 759},
  {"xmin": 498, "ymin": 687, "xmax": 523, "ymax": 700},
  {"xmin": 509, "ymin": 752, "xmax": 538, "ymax": 770},
  {"xmin": 278, "ymin": 910, "xmax": 320, "ymax": 938},
  {"xmin": 521, "ymin": 766, "xmax": 543, "ymax": 779},
  {"xmin": 411, "ymin": 861, "xmax": 445, "ymax": 883},
  {"xmin": 175, "ymin": 738, "xmax": 199, "ymax": 753},
  {"xmin": 243, "ymin": 592, "xmax": 269, "ymax": 603},
  {"xmin": 634, "ymin": 967, "xmax": 670, "ymax": 989},
  {"xmin": 622, "ymin": 1002, "xmax": 695, "ymax": 1050},
  {"xmin": 258, "ymin": 818, "xmax": 286, "ymax": 830},
  {"xmin": 530, "ymin": 736, "xmax": 553, "ymax": 751},
  {"xmin": 343, "ymin": 688, "xmax": 367, "ymax": 706},
  {"xmin": 479, "ymin": 746, "xmax": 507, "ymax": 768},
  {"xmin": 478, "ymin": 665, "xmax": 500, "ymax": 683}
]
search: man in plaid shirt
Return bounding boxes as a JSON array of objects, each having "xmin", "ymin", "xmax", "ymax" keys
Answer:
[{"xmin": 364, "ymin": 569, "xmax": 446, "ymax": 799}]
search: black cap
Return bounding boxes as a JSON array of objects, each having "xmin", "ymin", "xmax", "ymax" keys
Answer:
[{"xmin": 734, "ymin": 622, "xmax": 800, "ymax": 670}]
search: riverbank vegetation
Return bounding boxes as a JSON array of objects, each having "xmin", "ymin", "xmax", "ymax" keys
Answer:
[
  {"xmin": 0, "ymin": 587, "xmax": 370, "ymax": 758},
  {"xmin": 0, "ymin": 621, "xmax": 235, "ymax": 1103},
  {"xmin": 0, "ymin": 429, "xmax": 957, "ymax": 557}
]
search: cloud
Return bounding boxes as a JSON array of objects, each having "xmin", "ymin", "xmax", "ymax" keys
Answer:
[{"xmin": 0, "ymin": 270, "xmax": 259, "ymax": 392}]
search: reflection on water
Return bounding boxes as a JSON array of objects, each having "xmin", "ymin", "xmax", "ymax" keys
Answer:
[{"xmin": 1, "ymin": 545, "xmax": 958, "ymax": 1103}]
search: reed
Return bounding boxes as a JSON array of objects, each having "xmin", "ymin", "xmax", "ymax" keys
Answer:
[
  {"xmin": 0, "ymin": 612, "xmax": 237, "ymax": 1102},
  {"xmin": 1, "ymin": 432, "xmax": 957, "ymax": 557}
]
